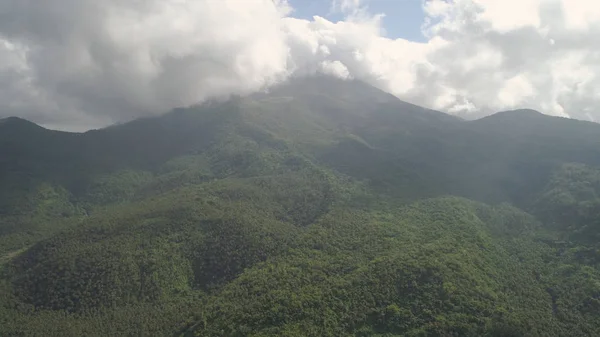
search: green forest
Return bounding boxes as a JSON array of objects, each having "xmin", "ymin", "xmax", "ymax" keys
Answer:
[{"xmin": 1, "ymin": 77, "xmax": 600, "ymax": 336}]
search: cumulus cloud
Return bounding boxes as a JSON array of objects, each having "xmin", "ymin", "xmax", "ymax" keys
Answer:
[
  {"xmin": 0, "ymin": 0, "xmax": 292, "ymax": 130},
  {"xmin": 411, "ymin": 0, "xmax": 600, "ymax": 119},
  {"xmin": 0, "ymin": 0, "xmax": 600, "ymax": 130}
]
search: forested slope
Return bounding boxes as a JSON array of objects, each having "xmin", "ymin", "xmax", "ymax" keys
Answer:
[{"xmin": 1, "ymin": 76, "xmax": 600, "ymax": 336}]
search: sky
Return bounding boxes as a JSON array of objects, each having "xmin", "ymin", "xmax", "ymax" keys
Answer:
[
  {"xmin": 1, "ymin": 0, "xmax": 600, "ymax": 131},
  {"xmin": 289, "ymin": 0, "xmax": 427, "ymax": 41}
]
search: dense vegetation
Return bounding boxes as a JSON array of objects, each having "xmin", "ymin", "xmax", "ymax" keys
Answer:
[{"xmin": 1, "ymin": 76, "xmax": 600, "ymax": 336}]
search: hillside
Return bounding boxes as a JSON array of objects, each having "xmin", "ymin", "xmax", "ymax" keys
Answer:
[{"xmin": 1, "ymin": 76, "xmax": 600, "ymax": 336}]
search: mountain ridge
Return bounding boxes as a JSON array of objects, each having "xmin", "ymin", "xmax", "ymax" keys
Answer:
[
  {"xmin": 1, "ymin": 76, "xmax": 600, "ymax": 336},
  {"xmin": 7, "ymin": 77, "xmax": 596, "ymax": 134}
]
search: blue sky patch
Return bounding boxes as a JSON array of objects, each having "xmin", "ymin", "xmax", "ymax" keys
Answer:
[{"xmin": 288, "ymin": 0, "xmax": 427, "ymax": 41}]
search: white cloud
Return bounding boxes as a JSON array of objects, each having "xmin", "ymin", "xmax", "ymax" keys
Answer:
[
  {"xmin": 497, "ymin": 74, "xmax": 535, "ymax": 108},
  {"xmin": 0, "ymin": 0, "xmax": 293, "ymax": 129},
  {"xmin": 477, "ymin": 0, "xmax": 542, "ymax": 32},
  {"xmin": 1, "ymin": 0, "xmax": 600, "ymax": 129},
  {"xmin": 320, "ymin": 60, "xmax": 352, "ymax": 79},
  {"xmin": 560, "ymin": 0, "xmax": 600, "ymax": 30},
  {"xmin": 406, "ymin": 0, "xmax": 600, "ymax": 120}
]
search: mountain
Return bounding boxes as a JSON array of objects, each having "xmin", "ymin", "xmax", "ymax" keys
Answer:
[{"xmin": 1, "ymin": 76, "xmax": 600, "ymax": 336}]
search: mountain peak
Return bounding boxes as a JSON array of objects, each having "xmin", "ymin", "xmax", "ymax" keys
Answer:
[
  {"xmin": 260, "ymin": 75, "xmax": 398, "ymax": 105},
  {"xmin": 498, "ymin": 108, "xmax": 544, "ymax": 117},
  {"xmin": 474, "ymin": 109, "xmax": 546, "ymax": 126},
  {"xmin": 484, "ymin": 109, "xmax": 544, "ymax": 120},
  {"xmin": 1, "ymin": 116, "xmax": 26, "ymax": 123},
  {"xmin": 0, "ymin": 116, "xmax": 44, "ymax": 130}
]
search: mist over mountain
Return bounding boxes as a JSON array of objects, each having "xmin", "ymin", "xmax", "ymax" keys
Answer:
[{"xmin": 1, "ymin": 76, "xmax": 600, "ymax": 336}]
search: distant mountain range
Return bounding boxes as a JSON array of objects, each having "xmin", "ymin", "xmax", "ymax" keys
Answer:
[{"xmin": 1, "ymin": 76, "xmax": 600, "ymax": 336}]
